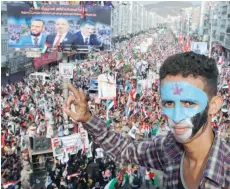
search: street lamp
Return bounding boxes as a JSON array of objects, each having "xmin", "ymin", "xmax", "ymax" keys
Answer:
[{"xmin": 209, "ymin": 5, "xmax": 215, "ymax": 58}]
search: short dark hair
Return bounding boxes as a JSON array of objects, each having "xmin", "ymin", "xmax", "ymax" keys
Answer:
[
  {"xmin": 159, "ymin": 51, "xmax": 219, "ymax": 97},
  {"xmin": 31, "ymin": 19, "xmax": 45, "ymax": 26},
  {"xmin": 80, "ymin": 20, "xmax": 95, "ymax": 28}
]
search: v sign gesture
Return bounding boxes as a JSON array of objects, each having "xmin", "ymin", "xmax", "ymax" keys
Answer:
[{"xmin": 63, "ymin": 83, "xmax": 92, "ymax": 123}]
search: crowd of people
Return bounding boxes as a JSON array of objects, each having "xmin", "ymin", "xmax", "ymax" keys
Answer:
[{"xmin": 1, "ymin": 27, "xmax": 229, "ymax": 189}]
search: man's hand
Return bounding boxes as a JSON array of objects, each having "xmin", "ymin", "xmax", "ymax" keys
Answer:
[{"xmin": 63, "ymin": 83, "xmax": 92, "ymax": 123}]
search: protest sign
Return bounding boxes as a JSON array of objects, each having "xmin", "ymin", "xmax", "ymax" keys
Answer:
[
  {"xmin": 190, "ymin": 42, "xmax": 208, "ymax": 55},
  {"xmin": 98, "ymin": 73, "xmax": 116, "ymax": 99},
  {"xmin": 51, "ymin": 133, "xmax": 82, "ymax": 157},
  {"xmin": 59, "ymin": 63, "xmax": 74, "ymax": 78}
]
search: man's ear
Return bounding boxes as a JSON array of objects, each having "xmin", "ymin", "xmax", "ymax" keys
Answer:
[{"xmin": 208, "ymin": 95, "xmax": 223, "ymax": 115}]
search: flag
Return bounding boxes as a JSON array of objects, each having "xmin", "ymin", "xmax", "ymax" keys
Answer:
[
  {"xmin": 67, "ymin": 172, "xmax": 81, "ymax": 180},
  {"xmin": 106, "ymin": 100, "xmax": 114, "ymax": 120},
  {"xmin": 129, "ymin": 88, "xmax": 136, "ymax": 101},
  {"xmin": 104, "ymin": 178, "xmax": 118, "ymax": 189},
  {"xmin": 3, "ymin": 179, "xmax": 21, "ymax": 189},
  {"xmin": 33, "ymin": 1, "xmax": 40, "ymax": 9},
  {"xmin": 41, "ymin": 42, "xmax": 49, "ymax": 53},
  {"xmin": 81, "ymin": 5, "xmax": 85, "ymax": 18},
  {"xmin": 125, "ymin": 80, "xmax": 131, "ymax": 93},
  {"xmin": 218, "ymin": 56, "xmax": 224, "ymax": 64},
  {"xmin": 152, "ymin": 120, "xmax": 161, "ymax": 135}
]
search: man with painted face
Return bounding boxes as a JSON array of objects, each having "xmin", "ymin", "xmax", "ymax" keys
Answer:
[{"xmin": 63, "ymin": 52, "xmax": 230, "ymax": 189}]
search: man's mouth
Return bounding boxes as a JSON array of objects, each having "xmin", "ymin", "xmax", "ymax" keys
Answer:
[{"xmin": 173, "ymin": 127, "xmax": 190, "ymax": 135}]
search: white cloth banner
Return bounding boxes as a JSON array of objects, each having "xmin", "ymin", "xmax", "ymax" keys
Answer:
[
  {"xmin": 51, "ymin": 133, "xmax": 82, "ymax": 157},
  {"xmin": 98, "ymin": 73, "xmax": 116, "ymax": 99},
  {"xmin": 59, "ymin": 63, "xmax": 74, "ymax": 78},
  {"xmin": 190, "ymin": 42, "xmax": 207, "ymax": 55}
]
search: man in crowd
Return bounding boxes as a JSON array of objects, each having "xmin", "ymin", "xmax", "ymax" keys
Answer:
[
  {"xmin": 46, "ymin": 18, "xmax": 76, "ymax": 48},
  {"xmin": 64, "ymin": 52, "xmax": 229, "ymax": 189},
  {"xmin": 19, "ymin": 19, "xmax": 47, "ymax": 48},
  {"xmin": 75, "ymin": 20, "xmax": 101, "ymax": 46}
]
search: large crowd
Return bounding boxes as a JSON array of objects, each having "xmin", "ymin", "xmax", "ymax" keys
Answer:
[{"xmin": 1, "ymin": 28, "xmax": 229, "ymax": 189}]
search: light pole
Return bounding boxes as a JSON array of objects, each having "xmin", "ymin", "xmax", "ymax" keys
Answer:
[
  {"xmin": 180, "ymin": 9, "xmax": 183, "ymax": 36},
  {"xmin": 209, "ymin": 7, "xmax": 213, "ymax": 58}
]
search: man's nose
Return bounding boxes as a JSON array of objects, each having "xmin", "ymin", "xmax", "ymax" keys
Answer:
[{"xmin": 172, "ymin": 104, "xmax": 185, "ymax": 124}]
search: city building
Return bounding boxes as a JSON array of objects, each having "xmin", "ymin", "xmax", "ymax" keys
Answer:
[
  {"xmin": 1, "ymin": 1, "xmax": 164, "ymax": 85},
  {"xmin": 1, "ymin": 1, "xmax": 34, "ymax": 85},
  {"xmin": 199, "ymin": 1, "xmax": 230, "ymax": 59}
]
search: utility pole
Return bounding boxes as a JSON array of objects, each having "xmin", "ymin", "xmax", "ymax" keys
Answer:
[
  {"xmin": 209, "ymin": 8, "xmax": 213, "ymax": 58},
  {"xmin": 62, "ymin": 53, "xmax": 69, "ymax": 124}
]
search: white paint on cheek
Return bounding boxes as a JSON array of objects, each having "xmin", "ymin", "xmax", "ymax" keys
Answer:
[{"xmin": 167, "ymin": 118, "xmax": 194, "ymax": 143}]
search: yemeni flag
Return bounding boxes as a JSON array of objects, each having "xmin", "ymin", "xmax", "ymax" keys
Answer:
[
  {"xmin": 104, "ymin": 178, "xmax": 118, "ymax": 189},
  {"xmin": 33, "ymin": 1, "xmax": 40, "ymax": 9},
  {"xmin": 41, "ymin": 42, "xmax": 49, "ymax": 53}
]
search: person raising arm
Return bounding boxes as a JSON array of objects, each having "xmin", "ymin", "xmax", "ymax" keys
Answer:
[{"xmin": 63, "ymin": 52, "xmax": 230, "ymax": 189}]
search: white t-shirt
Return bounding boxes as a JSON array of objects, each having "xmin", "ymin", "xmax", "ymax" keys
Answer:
[{"xmin": 145, "ymin": 171, "xmax": 150, "ymax": 180}]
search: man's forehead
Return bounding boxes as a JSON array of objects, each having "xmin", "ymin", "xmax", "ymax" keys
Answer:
[
  {"xmin": 160, "ymin": 81, "xmax": 208, "ymax": 102},
  {"xmin": 32, "ymin": 21, "xmax": 43, "ymax": 26},
  {"xmin": 160, "ymin": 75, "xmax": 205, "ymax": 91}
]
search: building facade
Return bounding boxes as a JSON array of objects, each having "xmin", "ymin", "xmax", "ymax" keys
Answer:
[
  {"xmin": 1, "ymin": 1, "xmax": 165, "ymax": 85},
  {"xmin": 199, "ymin": 1, "xmax": 230, "ymax": 59},
  {"xmin": 1, "ymin": 1, "xmax": 34, "ymax": 86},
  {"xmin": 111, "ymin": 1, "xmax": 163, "ymax": 36}
]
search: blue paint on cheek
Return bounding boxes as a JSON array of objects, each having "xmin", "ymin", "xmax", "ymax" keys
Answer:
[{"xmin": 161, "ymin": 82, "xmax": 208, "ymax": 123}]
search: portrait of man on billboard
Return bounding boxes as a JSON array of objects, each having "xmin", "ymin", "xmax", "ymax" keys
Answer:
[
  {"xmin": 19, "ymin": 19, "xmax": 47, "ymax": 48},
  {"xmin": 75, "ymin": 20, "xmax": 101, "ymax": 46},
  {"xmin": 45, "ymin": 18, "xmax": 77, "ymax": 48}
]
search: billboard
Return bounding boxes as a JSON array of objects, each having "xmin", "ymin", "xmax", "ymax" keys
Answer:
[
  {"xmin": 7, "ymin": 3, "xmax": 112, "ymax": 51},
  {"xmin": 191, "ymin": 42, "xmax": 208, "ymax": 55}
]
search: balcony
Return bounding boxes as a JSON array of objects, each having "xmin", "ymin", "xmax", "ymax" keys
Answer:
[
  {"xmin": 227, "ymin": 28, "xmax": 230, "ymax": 33},
  {"xmin": 220, "ymin": 36, "xmax": 225, "ymax": 42},
  {"xmin": 220, "ymin": 24, "xmax": 226, "ymax": 29},
  {"xmin": 224, "ymin": 39, "xmax": 230, "ymax": 49}
]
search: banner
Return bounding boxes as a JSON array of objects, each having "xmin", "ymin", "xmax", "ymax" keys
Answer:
[
  {"xmin": 59, "ymin": 63, "xmax": 74, "ymax": 78},
  {"xmin": 34, "ymin": 50, "xmax": 59, "ymax": 69},
  {"xmin": 190, "ymin": 42, "xmax": 208, "ymax": 55},
  {"xmin": 98, "ymin": 73, "xmax": 116, "ymax": 99},
  {"xmin": 51, "ymin": 133, "xmax": 82, "ymax": 157},
  {"xmin": 7, "ymin": 3, "xmax": 112, "ymax": 51}
]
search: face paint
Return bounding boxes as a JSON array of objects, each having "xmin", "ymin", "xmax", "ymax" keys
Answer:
[{"xmin": 161, "ymin": 82, "xmax": 208, "ymax": 143}]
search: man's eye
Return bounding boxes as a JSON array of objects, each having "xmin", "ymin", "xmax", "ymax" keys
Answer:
[
  {"xmin": 181, "ymin": 101, "xmax": 197, "ymax": 107},
  {"xmin": 162, "ymin": 101, "xmax": 174, "ymax": 108}
]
